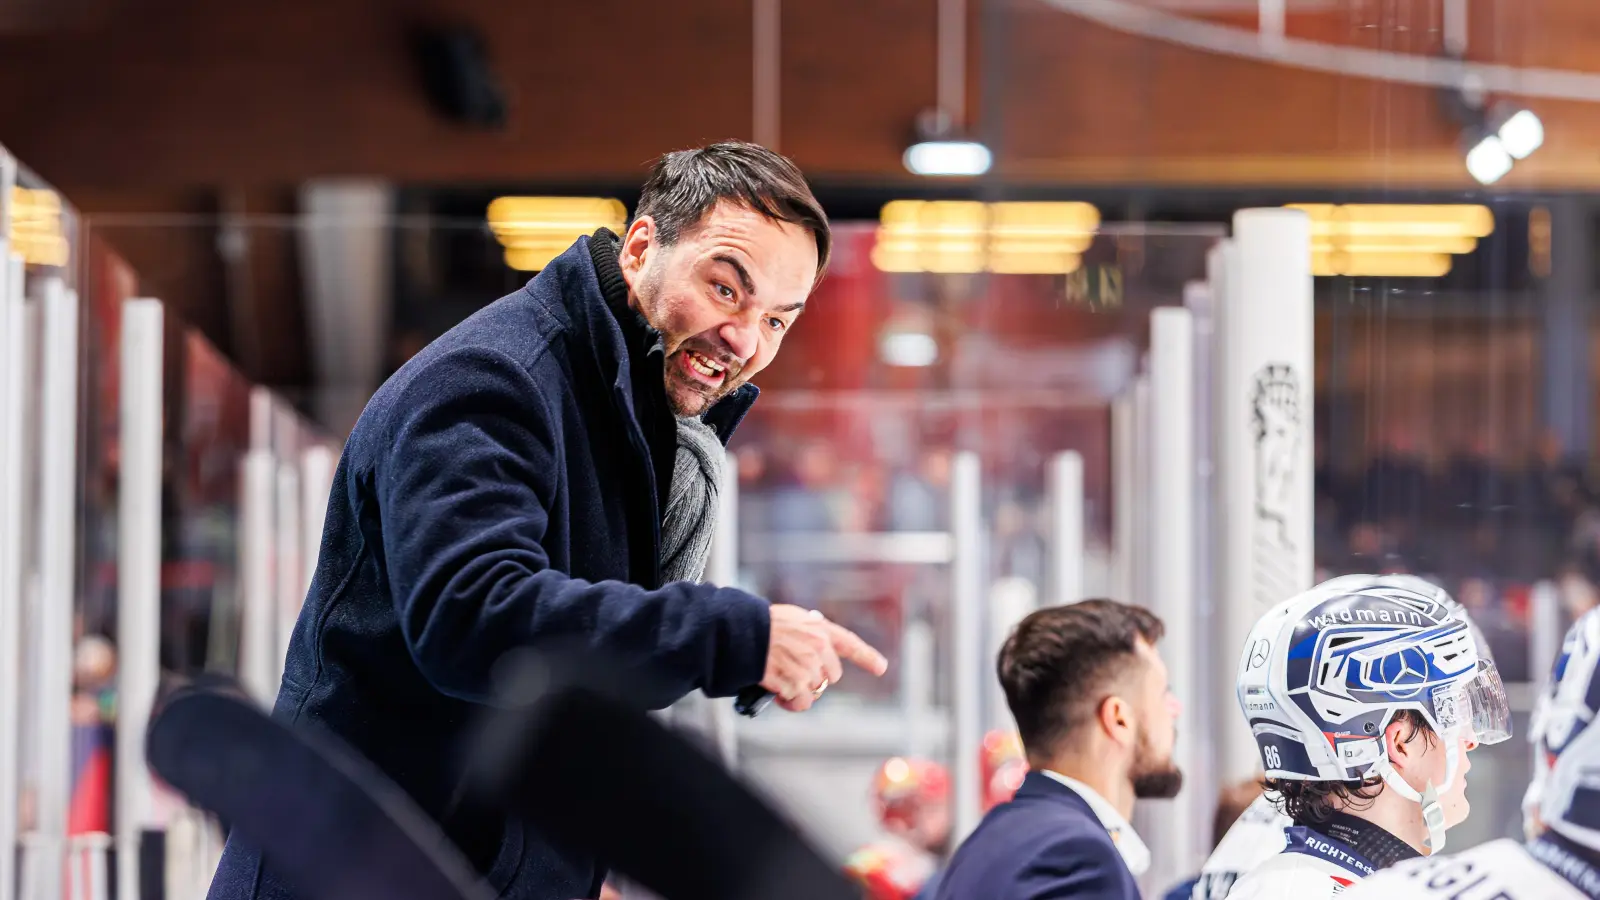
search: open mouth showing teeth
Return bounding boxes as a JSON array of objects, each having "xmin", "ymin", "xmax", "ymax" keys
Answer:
[{"xmin": 685, "ymin": 351, "xmax": 727, "ymax": 381}]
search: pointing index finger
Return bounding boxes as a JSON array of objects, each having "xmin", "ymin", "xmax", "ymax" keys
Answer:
[{"xmin": 825, "ymin": 622, "xmax": 888, "ymax": 676}]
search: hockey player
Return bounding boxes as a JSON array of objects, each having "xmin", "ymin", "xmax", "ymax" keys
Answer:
[
  {"xmin": 1342, "ymin": 606, "xmax": 1600, "ymax": 900},
  {"xmin": 1226, "ymin": 575, "xmax": 1513, "ymax": 898},
  {"xmin": 1190, "ymin": 575, "xmax": 1497, "ymax": 899},
  {"xmin": 844, "ymin": 757, "xmax": 951, "ymax": 900}
]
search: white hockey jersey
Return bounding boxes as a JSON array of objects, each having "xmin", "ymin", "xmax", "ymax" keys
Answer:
[
  {"xmin": 1189, "ymin": 795, "xmax": 1290, "ymax": 900},
  {"xmin": 1224, "ymin": 825, "xmax": 1378, "ymax": 899},
  {"xmin": 1339, "ymin": 837, "xmax": 1596, "ymax": 900}
]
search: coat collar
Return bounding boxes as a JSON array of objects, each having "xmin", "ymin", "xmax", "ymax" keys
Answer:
[
  {"xmin": 535, "ymin": 232, "xmax": 757, "ymax": 445},
  {"xmin": 1023, "ymin": 770, "xmax": 1150, "ymax": 875}
]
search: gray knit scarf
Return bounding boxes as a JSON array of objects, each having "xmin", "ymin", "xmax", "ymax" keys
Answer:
[
  {"xmin": 620, "ymin": 411, "xmax": 723, "ymax": 899},
  {"xmin": 660, "ymin": 390, "xmax": 727, "ymax": 584},
  {"xmin": 628, "ymin": 415, "xmax": 725, "ymax": 900}
]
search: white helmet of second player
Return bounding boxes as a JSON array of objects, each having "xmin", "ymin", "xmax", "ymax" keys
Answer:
[
  {"xmin": 1531, "ymin": 606, "xmax": 1600, "ymax": 852},
  {"xmin": 1236, "ymin": 574, "xmax": 1513, "ymax": 852}
]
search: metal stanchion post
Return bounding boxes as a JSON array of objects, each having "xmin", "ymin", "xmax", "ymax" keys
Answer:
[
  {"xmin": 706, "ymin": 452, "xmax": 742, "ymax": 768},
  {"xmin": 0, "ymin": 247, "xmax": 25, "ymax": 900},
  {"xmin": 1529, "ymin": 580, "xmax": 1564, "ymax": 689},
  {"xmin": 239, "ymin": 449, "xmax": 278, "ymax": 706},
  {"xmin": 30, "ymin": 281, "xmax": 79, "ymax": 900},
  {"xmin": 1143, "ymin": 306, "xmax": 1199, "ymax": 891},
  {"xmin": 1111, "ymin": 397, "xmax": 1135, "ymax": 606},
  {"xmin": 117, "ymin": 299, "xmax": 165, "ymax": 900},
  {"xmin": 1049, "ymin": 451, "xmax": 1084, "ymax": 607},
  {"xmin": 950, "ymin": 451, "xmax": 983, "ymax": 841},
  {"xmin": 1214, "ymin": 209, "xmax": 1313, "ymax": 781}
]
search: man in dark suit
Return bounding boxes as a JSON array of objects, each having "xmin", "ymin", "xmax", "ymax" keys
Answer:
[
  {"xmin": 935, "ymin": 600, "xmax": 1183, "ymax": 900},
  {"xmin": 207, "ymin": 142, "xmax": 887, "ymax": 900}
]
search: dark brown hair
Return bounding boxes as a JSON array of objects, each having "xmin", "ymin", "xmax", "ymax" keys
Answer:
[
  {"xmin": 633, "ymin": 141, "xmax": 831, "ymax": 287},
  {"xmin": 997, "ymin": 599, "xmax": 1165, "ymax": 761},
  {"xmin": 1264, "ymin": 710, "xmax": 1438, "ymax": 824}
]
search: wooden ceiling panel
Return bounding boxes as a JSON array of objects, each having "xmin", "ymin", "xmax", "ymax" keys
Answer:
[
  {"xmin": 0, "ymin": 0, "xmax": 759, "ymax": 187},
  {"xmin": 780, "ymin": 0, "xmax": 939, "ymax": 177},
  {"xmin": 996, "ymin": 5, "xmax": 1453, "ymax": 158},
  {"xmin": 3, "ymin": 0, "xmax": 1600, "ymax": 191}
]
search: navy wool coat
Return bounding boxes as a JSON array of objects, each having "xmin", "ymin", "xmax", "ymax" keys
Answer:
[
  {"xmin": 207, "ymin": 235, "xmax": 773, "ymax": 900},
  {"xmin": 933, "ymin": 772, "xmax": 1142, "ymax": 900}
]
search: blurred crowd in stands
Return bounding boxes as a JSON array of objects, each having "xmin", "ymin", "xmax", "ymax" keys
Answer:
[
  {"xmin": 1313, "ymin": 429, "xmax": 1600, "ymax": 680},
  {"xmin": 725, "ymin": 420, "xmax": 1600, "ymax": 687}
]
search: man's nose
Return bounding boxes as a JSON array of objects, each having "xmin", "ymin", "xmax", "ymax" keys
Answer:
[
  {"xmin": 719, "ymin": 319, "xmax": 759, "ymax": 363},
  {"xmin": 1167, "ymin": 695, "xmax": 1182, "ymax": 718}
]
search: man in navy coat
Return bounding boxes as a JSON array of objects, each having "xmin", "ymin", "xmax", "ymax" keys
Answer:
[
  {"xmin": 207, "ymin": 142, "xmax": 887, "ymax": 900},
  {"xmin": 934, "ymin": 600, "xmax": 1184, "ymax": 900}
]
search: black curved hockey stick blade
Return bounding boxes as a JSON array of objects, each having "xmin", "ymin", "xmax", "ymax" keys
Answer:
[
  {"xmin": 469, "ymin": 655, "xmax": 862, "ymax": 900},
  {"xmin": 145, "ymin": 684, "xmax": 494, "ymax": 900}
]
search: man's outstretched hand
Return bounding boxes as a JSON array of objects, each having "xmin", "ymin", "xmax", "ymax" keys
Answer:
[{"xmin": 762, "ymin": 605, "xmax": 888, "ymax": 712}]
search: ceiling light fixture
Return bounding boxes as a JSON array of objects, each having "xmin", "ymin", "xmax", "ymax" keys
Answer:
[
  {"xmin": 487, "ymin": 196, "xmax": 627, "ymax": 272},
  {"xmin": 904, "ymin": 137, "xmax": 993, "ymax": 178},
  {"xmin": 1286, "ymin": 203, "xmax": 1494, "ymax": 277},
  {"xmin": 872, "ymin": 200, "xmax": 1100, "ymax": 275},
  {"xmin": 1464, "ymin": 134, "xmax": 1514, "ymax": 185},
  {"xmin": 9, "ymin": 187, "xmax": 69, "ymax": 267},
  {"xmin": 904, "ymin": 0, "xmax": 992, "ymax": 177},
  {"xmin": 1433, "ymin": 71, "xmax": 1542, "ymax": 187},
  {"xmin": 1495, "ymin": 108, "xmax": 1544, "ymax": 160}
]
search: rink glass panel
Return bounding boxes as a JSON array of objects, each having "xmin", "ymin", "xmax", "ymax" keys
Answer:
[
  {"xmin": 3, "ymin": 210, "xmax": 337, "ymax": 875},
  {"xmin": 168, "ymin": 323, "xmax": 254, "ymax": 678},
  {"xmin": 64, "ymin": 210, "xmax": 1558, "ymax": 862},
  {"xmin": 80, "ymin": 216, "xmax": 330, "ymax": 683},
  {"xmin": 9, "ymin": 158, "xmax": 83, "ymax": 877},
  {"xmin": 1316, "ymin": 218, "xmax": 1550, "ymax": 852},
  {"xmin": 69, "ymin": 230, "xmax": 139, "ymax": 840},
  {"xmin": 728, "ymin": 222, "xmax": 1223, "ymax": 858},
  {"xmin": 5, "ymin": 201, "xmax": 46, "ymax": 875},
  {"xmin": 734, "ymin": 223, "xmax": 1221, "ymax": 706},
  {"xmin": 75, "ymin": 215, "xmax": 1226, "ymax": 861}
]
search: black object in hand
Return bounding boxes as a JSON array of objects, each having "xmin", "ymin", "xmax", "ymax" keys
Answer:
[{"xmin": 734, "ymin": 685, "xmax": 775, "ymax": 717}]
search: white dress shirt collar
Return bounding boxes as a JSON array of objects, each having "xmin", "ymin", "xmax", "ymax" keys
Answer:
[{"xmin": 1038, "ymin": 769, "xmax": 1151, "ymax": 876}]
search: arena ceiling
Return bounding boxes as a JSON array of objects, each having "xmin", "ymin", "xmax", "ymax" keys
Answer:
[{"xmin": 2, "ymin": 0, "xmax": 1598, "ymax": 193}]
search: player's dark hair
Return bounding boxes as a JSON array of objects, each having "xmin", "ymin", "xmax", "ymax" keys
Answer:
[
  {"xmin": 997, "ymin": 599, "xmax": 1166, "ymax": 762},
  {"xmin": 633, "ymin": 141, "xmax": 831, "ymax": 287},
  {"xmin": 1264, "ymin": 710, "xmax": 1439, "ymax": 825}
]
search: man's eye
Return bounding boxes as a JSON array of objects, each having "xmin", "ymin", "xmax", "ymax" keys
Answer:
[
  {"xmin": 766, "ymin": 317, "xmax": 787, "ymax": 332},
  {"xmin": 715, "ymin": 283, "xmax": 736, "ymax": 300}
]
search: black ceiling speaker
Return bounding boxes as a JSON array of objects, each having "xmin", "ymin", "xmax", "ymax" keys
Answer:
[{"xmin": 412, "ymin": 24, "xmax": 508, "ymax": 130}]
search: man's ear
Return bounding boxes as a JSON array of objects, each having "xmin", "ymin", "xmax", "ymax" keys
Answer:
[
  {"xmin": 618, "ymin": 216, "xmax": 654, "ymax": 289},
  {"xmin": 1098, "ymin": 695, "xmax": 1133, "ymax": 746},
  {"xmin": 1385, "ymin": 718, "xmax": 1419, "ymax": 773}
]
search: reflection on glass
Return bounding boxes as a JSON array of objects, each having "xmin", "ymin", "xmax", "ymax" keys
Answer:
[
  {"xmin": 11, "ymin": 257, "xmax": 43, "ymax": 860},
  {"xmin": 733, "ymin": 224, "xmax": 1220, "ymax": 717},
  {"xmin": 12, "ymin": 157, "xmax": 83, "ymax": 900},
  {"xmin": 67, "ymin": 231, "xmax": 141, "ymax": 841},
  {"xmin": 169, "ymin": 328, "xmax": 254, "ymax": 678},
  {"xmin": 1314, "ymin": 282, "xmax": 1554, "ymax": 686},
  {"xmin": 1313, "ymin": 232, "xmax": 1565, "ymax": 849}
]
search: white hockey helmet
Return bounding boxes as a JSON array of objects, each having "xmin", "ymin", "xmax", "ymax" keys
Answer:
[
  {"xmin": 1235, "ymin": 574, "xmax": 1512, "ymax": 852},
  {"xmin": 1318, "ymin": 574, "xmax": 1496, "ymax": 664},
  {"xmin": 1532, "ymin": 607, "xmax": 1600, "ymax": 852}
]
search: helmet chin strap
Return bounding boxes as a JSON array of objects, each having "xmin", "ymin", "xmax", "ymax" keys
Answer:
[{"xmin": 1372, "ymin": 731, "xmax": 1461, "ymax": 854}]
